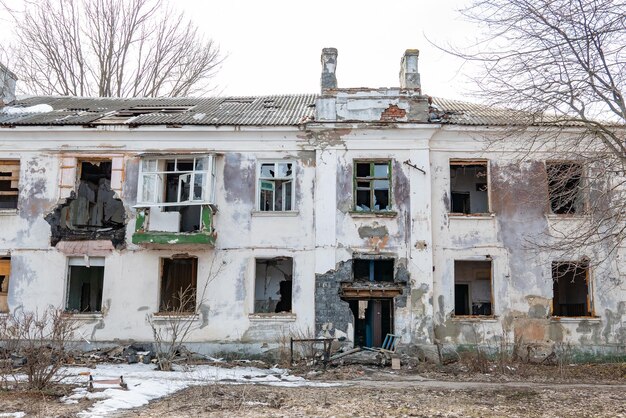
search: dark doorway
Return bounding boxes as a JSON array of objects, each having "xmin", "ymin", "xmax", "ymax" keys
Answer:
[{"xmin": 349, "ymin": 299, "xmax": 393, "ymax": 348}]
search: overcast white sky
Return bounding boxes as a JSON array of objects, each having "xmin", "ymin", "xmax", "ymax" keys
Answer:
[{"xmin": 1, "ymin": 0, "xmax": 479, "ymax": 100}]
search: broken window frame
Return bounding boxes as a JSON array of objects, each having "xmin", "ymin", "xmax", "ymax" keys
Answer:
[
  {"xmin": 65, "ymin": 256, "xmax": 105, "ymax": 314},
  {"xmin": 352, "ymin": 258, "xmax": 395, "ymax": 282},
  {"xmin": 353, "ymin": 159, "xmax": 393, "ymax": 212},
  {"xmin": 551, "ymin": 261, "xmax": 593, "ymax": 317},
  {"xmin": 0, "ymin": 257, "xmax": 11, "ymax": 313},
  {"xmin": 256, "ymin": 161, "xmax": 295, "ymax": 212},
  {"xmin": 159, "ymin": 256, "xmax": 198, "ymax": 314},
  {"xmin": 253, "ymin": 257, "xmax": 294, "ymax": 315},
  {"xmin": 0, "ymin": 160, "xmax": 20, "ymax": 211},
  {"xmin": 453, "ymin": 259, "xmax": 494, "ymax": 317},
  {"xmin": 546, "ymin": 161, "xmax": 586, "ymax": 215},
  {"xmin": 136, "ymin": 154, "xmax": 216, "ymax": 208},
  {"xmin": 449, "ymin": 159, "xmax": 490, "ymax": 215}
]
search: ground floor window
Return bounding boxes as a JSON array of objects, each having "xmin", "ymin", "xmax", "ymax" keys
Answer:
[
  {"xmin": 0, "ymin": 257, "xmax": 10, "ymax": 313},
  {"xmin": 552, "ymin": 262, "xmax": 590, "ymax": 317},
  {"xmin": 454, "ymin": 260, "xmax": 492, "ymax": 316},
  {"xmin": 254, "ymin": 257, "xmax": 293, "ymax": 313},
  {"xmin": 66, "ymin": 257, "xmax": 105, "ymax": 313},
  {"xmin": 160, "ymin": 257, "xmax": 197, "ymax": 313}
]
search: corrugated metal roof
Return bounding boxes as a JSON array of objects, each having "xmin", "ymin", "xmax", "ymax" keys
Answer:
[
  {"xmin": 0, "ymin": 95, "xmax": 317, "ymax": 127},
  {"xmin": 0, "ymin": 94, "xmax": 600, "ymax": 127}
]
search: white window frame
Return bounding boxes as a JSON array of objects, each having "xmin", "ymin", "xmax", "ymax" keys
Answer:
[
  {"xmin": 65, "ymin": 256, "xmax": 105, "ymax": 313},
  {"xmin": 136, "ymin": 155, "xmax": 216, "ymax": 207},
  {"xmin": 256, "ymin": 161, "xmax": 295, "ymax": 212}
]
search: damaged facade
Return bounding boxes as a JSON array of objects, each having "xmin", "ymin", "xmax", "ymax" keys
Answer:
[{"xmin": 0, "ymin": 48, "xmax": 624, "ymax": 358}]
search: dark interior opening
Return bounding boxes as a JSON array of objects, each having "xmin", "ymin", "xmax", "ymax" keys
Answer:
[
  {"xmin": 454, "ymin": 260, "xmax": 492, "ymax": 316},
  {"xmin": 254, "ymin": 258, "xmax": 293, "ymax": 313},
  {"xmin": 66, "ymin": 265, "xmax": 104, "ymax": 313},
  {"xmin": 160, "ymin": 257, "xmax": 197, "ymax": 312},
  {"xmin": 552, "ymin": 262, "xmax": 590, "ymax": 316},
  {"xmin": 0, "ymin": 161, "xmax": 19, "ymax": 209},
  {"xmin": 547, "ymin": 163, "xmax": 583, "ymax": 214},
  {"xmin": 349, "ymin": 299, "xmax": 393, "ymax": 348},
  {"xmin": 449, "ymin": 163, "xmax": 489, "ymax": 214},
  {"xmin": 353, "ymin": 259, "xmax": 394, "ymax": 282}
]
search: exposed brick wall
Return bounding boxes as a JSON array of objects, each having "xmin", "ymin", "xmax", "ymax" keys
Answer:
[{"xmin": 380, "ymin": 104, "xmax": 407, "ymax": 121}]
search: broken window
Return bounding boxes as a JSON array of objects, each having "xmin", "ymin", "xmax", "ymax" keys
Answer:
[
  {"xmin": 160, "ymin": 257, "xmax": 197, "ymax": 313},
  {"xmin": 137, "ymin": 155, "xmax": 216, "ymax": 233},
  {"xmin": 450, "ymin": 161, "xmax": 489, "ymax": 214},
  {"xmin": 66, "ymin": 161, "xmax": 125, "ymax": 228},
  {"xmin": 552, "ymin": 262, "xmax": 591, "ymax": 317},
  {"xmin": 0, "ymin": 160, "xmax": 19, "ymax": 210},
  {"xmin": 547, "ymin": 162, "xmax": 583, "ymax": 214},
  {"xmin": 66, "ymin": 257, "xmax": 104, "ymax": 313},
  {"xmin": 353, "ymin": 259, "xmax": 394, "ymax": 282},
  {"xmin": 0, "ymin": 257, "xmax": 10, "ymax": 313},
  {"xmin": 254, "ymin": 257, "xmax": 293, "ymax": 314},
  {"xmin": 354, "ymin": 161, "xmax": 391, "ymax": 212},
  {"xmin": 258, "ymin": 162, "xmax": 294, "ymax": 211},
  {"xmin": 454, "ymin": 260, "xmax": 492, "ymax": 316}
]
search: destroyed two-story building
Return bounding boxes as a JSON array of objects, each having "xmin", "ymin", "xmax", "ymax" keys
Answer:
[{"xmin": 0, "ymin": 49, "xmax": 624, "ymax": 358}]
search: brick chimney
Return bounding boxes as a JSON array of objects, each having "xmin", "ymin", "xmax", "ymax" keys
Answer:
[
  {"xmin": 0, "ymin": 63, "xmax": 18, "ymax": 106},
  {"xmin": 320, "ymin": 48, "xmax": 338, "ymax": 92},
  {"xmin": 399, "ymin": 49, "xmax": 420, "ymax": 91}
]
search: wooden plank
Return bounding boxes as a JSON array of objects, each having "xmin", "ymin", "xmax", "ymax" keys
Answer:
[{"xmin": 0, "ymin": 260, "xmax": 10, "ymax": 276}]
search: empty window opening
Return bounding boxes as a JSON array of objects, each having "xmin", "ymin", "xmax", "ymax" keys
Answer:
[
  {"xmin": 454, "ymin": 260, "xmax": 492, "ymax": 316},
  {"xmin": 258, "ymin": 162, "xmax": 294, "ymax": 211},
  {"xmin": 160, "ymin": 257, "xmax": 197, "ymax": 312},
  {"xmin": 66, "ymin": 257, "xmax": 104, "ymax": 313},
  {"xmin": 348, "ymin": 299, "xmax": 393, "ymax": 348},
  {"xmin": 0, "ymin": 257, "xmax": 10, "ymax": 313},
  {"xmin": 254, "ymin": 257, "xmax": 293, "ymax": 313},
  {"xmin": 552, "ymin": 262, "xmax": 590, "ymax": 317},
  {"xmin": 354, "ymin": 161, "xmax": 391, "ymax": 212},
  {"xmin": 0, "ymin": 160, "xmax": 20, "ymax": 210},
  {"xmin": 138, "ymin": 156, "xmax": 215, "ymax": 233},
  {"xmin": 353, "ymin": 259, "xmax": 394, "ymax": 282},
  {"xmin": 450, "ymin": 161, "xmax": 489, "ymax": 214},
  {"xmin": 67, "ymin": 161, "xmax": 124, "ymax": 229},
  {"xmin": 547, "ymin": 162, "xmax": 583, "ymax": 214}
]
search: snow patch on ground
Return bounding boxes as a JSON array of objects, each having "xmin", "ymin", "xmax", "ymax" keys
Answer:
[
  {"xmin": 60, "ymin": 363, "xmax": 338, "ymax": 417},
  {"xmin": 0, "ymin": 413, "xmax": 27, "ymax": 418},
  {"xmin": 1, "ymin": 104, "xmax": 54, "ymax": 114}
]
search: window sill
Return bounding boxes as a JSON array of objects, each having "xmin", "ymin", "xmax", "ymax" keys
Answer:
[
  {"xmin": 251, "ymin": 211, "xmax": 299, "ymax": 217},
  {"xmin": 551, "ymin": 316, "xmax": 600, "ymax": 323},
  {"xmin": 349, "ymin": 211, "xmax": 397, "ymax": 218},
  {"xmin": 546, "ymin": 214, "xmax": 590, "ymax": 220},
  {"xmin": 0, "ymin": 209, "xmax": 18, "ymax": 216},
  {"xmin": 151, "ymin": 313, "xmax": 199, "ymax": 322},
  {"xmin": 249, "ymin": 313, "xmax": 297, "ymax": 322},
  {"xmin": 62, "ymin": 312, "xmax": 103, "ymax": 320},
  {"xmin": 448, "ymin": 213, "xmax": 494, "ymax": 219},
  {"xmin": 451, "ymin": 315, "xmax": 498, "ymax": 323}
]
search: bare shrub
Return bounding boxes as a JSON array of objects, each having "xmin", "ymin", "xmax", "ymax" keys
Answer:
[{"xmin": 0, "ymin": 307, "xmax": 77, "ymax": 390}]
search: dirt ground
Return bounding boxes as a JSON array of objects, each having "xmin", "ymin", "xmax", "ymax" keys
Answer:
[
  {"xmin": 0, "ymin": 363, "xmax": 624, "ymax": 417},
  {"xmin": 115, "ymin": 380, "xmax": 626, "ymax": 418}
]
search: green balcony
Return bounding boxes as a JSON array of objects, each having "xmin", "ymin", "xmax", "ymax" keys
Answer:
[{"xmin": 132, "ymin": 204, "xmax": 216, "ymax": 246}]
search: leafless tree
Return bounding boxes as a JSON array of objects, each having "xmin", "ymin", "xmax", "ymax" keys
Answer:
[
  {"xmin": 438, "ymin": 0, "xmax": 626, "ymax": 267},
  {"xmin": 1, "ymin": 0, "xmax": 223, "ymax": 97}
]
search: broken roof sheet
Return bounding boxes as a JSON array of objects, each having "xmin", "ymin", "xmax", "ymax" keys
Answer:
[{"xmin": 0, "ymin": 95, "xmax": 317, "ymax": 127}]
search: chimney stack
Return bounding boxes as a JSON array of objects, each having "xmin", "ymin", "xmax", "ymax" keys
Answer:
[
  {"xmin": 0, "ymin": 63, "xmax": 18, "ymax": 105},
  {"xmin": 320, "ymin": 48, "xmax": 338, "ymax": 92},
  {"xmin": 399, "ymin": 49, "xmax": 420, "ymax": 90}
]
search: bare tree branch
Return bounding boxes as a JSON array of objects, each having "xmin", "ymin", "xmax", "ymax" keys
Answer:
[{"xmin": 2, "ymin": 0, "xmax": 223, "ymax": 97}]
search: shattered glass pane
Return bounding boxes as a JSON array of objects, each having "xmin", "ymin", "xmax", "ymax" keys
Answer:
[
  {"xmin": 276, "ymin": 163, "xmax": 292, "ymax": 178},
  {"xmin": 261, "ymin": 163, "xmax": 274, "ymax": 178},
  {"xmin": 374, "ymin": 180, "xmax": 390, "ymax": 210},
  {"xmin": 356, "ymin": 190, "xmax": 371, "ymax": 210},
  {"xmin": 179, "ymin": 174, "xmax": 190, "ymax": 202},
  {"xmin": 194, "ymin": 157, "xmax": 209, "ymax": 171},
  {"xmin": 193, "ymin": 173, "xmax": 204, "ymax": 200}
]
